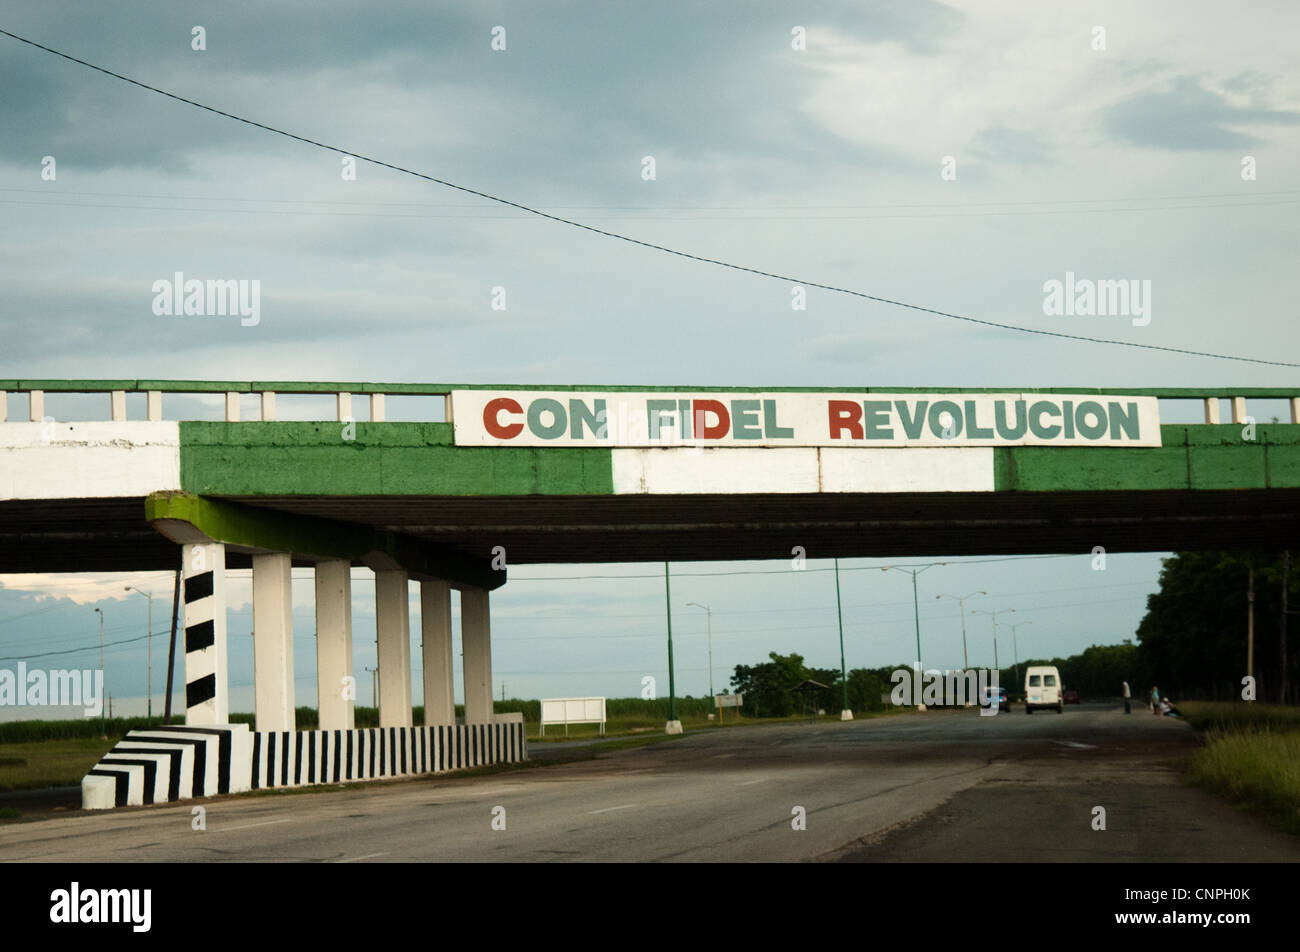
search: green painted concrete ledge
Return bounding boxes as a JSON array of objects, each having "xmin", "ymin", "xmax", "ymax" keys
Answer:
[{"xmin": 144, "ymin": 492, "xmax": 505, "ymax": 591}]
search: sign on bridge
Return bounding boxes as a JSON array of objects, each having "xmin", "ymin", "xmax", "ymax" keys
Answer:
[{"xmin": 453, "ymin": 391, "xmax": 1162, "ymax": 449}]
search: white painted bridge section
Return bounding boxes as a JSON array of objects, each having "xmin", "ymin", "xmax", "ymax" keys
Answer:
[{"xmin": 0, "ymin": 422, "xmax": 181, "ymax": 500}]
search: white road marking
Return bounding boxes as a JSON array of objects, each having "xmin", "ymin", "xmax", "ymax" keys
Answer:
[
  {"xmin": 587, "ymin": 803, "xmax": 638, "ymax": 815},
  {"xmin": 219, "ymin": 819, "xmax": 293, "ymax": 833},
  {"xmin": 1053, "ymin": 740, "xmax": 1097, "ymax": 749},
  {"xmin": 335, "ymin": 851, "xmax": 389, "ymax": 863},
  {"xmin": 738, "ymin": 778, "xmax": 766, "ymax": 786}
]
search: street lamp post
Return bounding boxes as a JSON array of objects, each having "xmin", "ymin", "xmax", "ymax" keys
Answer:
[
  {"xmin": 364, "ymin": 666, "xmax": 378, "ymax": 712},
  {"xmin": 972, "ymin": 608, "xmax": 1015, "ymax": 677},
  {"xmin": 685, "ymin": 602, "xmax": 714, "ymax": 701},
  {"xmin": 125, "ymin": 586, "xmax": 153, "ymax": 722},
  {"xmin": 1008, "ymin": 620, "xmax": 1032, "ymax": 688},
  {"xmin": 834, "ymin": 559, "xmax": 849, "ymax": 717},
  {"xmin": 935, "ymin": 591, "xmax": 987, "ymax": 671},
  {"xmin": 93, "ymin": 607, "xmax": 106, "ymax": 738},
  {"xmin": 882, "ymin": 563, "xmax": 944, "ymax": 709},
  {"xmin": 664, "ymin": 563, "xmax": 680, "ymax": 733}
]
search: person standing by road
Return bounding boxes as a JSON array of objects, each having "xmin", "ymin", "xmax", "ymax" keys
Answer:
[
  {"xmin": 1150, "ymin": 685, "xmax": 1160, "ymax": 715},
  {"xmin": 1122, "ymin": 680, "xmax": 1131, "ymax": 714}
]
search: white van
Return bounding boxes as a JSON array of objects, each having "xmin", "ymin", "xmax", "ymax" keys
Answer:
[{"xmin": 1024, "ymin": 665, "xmax": 1064, "ymax": 714}]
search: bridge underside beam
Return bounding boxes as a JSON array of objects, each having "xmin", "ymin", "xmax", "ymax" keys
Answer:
[
  {"xmin": 230, "ymin": 489, "xmax": 1300, "ymax": 563},
  {"xmin": 1, "ymin": 488, "xmax": 1297, "ymax": 573},
  {"xmin": 143, "ymin": 492, "xmax": 504, "ymax": 590}
]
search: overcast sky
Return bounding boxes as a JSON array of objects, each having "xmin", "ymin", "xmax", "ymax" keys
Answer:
[{"xmin": 1, "ymin": 2, "xmax": 1296, "ymax": 716}]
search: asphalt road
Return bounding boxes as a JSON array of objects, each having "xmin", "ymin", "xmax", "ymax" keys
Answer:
[{"xmin": 3, "ymin": 703, "xmax": 1296, "ymax": 862}]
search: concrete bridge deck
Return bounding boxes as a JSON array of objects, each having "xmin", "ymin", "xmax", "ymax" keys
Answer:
[{"xmin": 2, "ymin": 381, "xmax": 1298, "ymax": 572}]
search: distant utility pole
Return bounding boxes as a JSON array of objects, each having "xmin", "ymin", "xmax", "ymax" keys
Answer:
[
  {"xmin": 834, "ymin": 560, "xmax": 848, "ymax": 712},
  {"xmin": 685, "ymin": 601, "xmax": 714, "ymax": 700},
  {"xmin": 935, "ymin": 591, "xmax": 987, "ymax": 670},
  {"xmin": 365, "ymin": 666, "xmax": 378, "ymax": 713},
  {"xmin": 882, "ymin": 563, "xmax": 943, "ymax": 708},
  {"xmin": 1008, "ymin": 621, "xmax": 1032, "ymax": 688},
  {"xmin": 164, "ymin": 564, "xmax": 180, "ymax": 722},
  {"xmin": 93, "ymin": 607, "xmax": 106, "ymax": 738},
  {"xmin": 665, "ymin": 562, "xmax": 678, "ymax": 730},
  {"xmin": 972, "ymin": 607, "xmax": 1015, "ymax": 674},
  {"xmin": 124, "ymin": 585, "xmax": 153, "ymax": 721}
]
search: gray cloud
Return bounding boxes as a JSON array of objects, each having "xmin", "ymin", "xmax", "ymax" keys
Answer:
[{"xmin": 1104, "ymin": 74, "xmax": 1300, "ymax": 151}]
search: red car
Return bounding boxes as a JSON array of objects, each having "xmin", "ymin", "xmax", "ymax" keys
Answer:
[{"xmin": 1063, "ymin": 689, "xmax": 1080, "ymax": 705}]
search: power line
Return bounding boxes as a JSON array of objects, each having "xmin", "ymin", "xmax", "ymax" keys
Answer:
[
  {"xmin": 1, "ymin": 28, "xmax": 1293, "ymax": 369},
  {"xmin": 0, "ymin": 630, "xmax": 153, "ymax": 662}
]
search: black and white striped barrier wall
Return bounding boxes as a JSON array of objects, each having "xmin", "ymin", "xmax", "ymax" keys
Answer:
[
  {"xmin": 82, "ymin": 725, "xmax": 252, "ymax": 810},
  {"xmin": 82, "ymin": 721, "xmax": 527, "ymax": 809},
  {"xmin": 251, "ymin": 722, "xmax": 527, "ymax": 789}
]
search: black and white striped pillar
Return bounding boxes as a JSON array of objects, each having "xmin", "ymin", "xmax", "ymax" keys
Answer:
[{"xmin": 183, "ymin": 543, "xmax": 228, "ymax": 724}]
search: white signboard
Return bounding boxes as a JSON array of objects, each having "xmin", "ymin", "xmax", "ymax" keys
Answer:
[
  {"xmin": 715, "ymin": 694, "xmax": 744, "ymax": 708},
  {"xmin": 540, "ymin": 696, "xmax": 607, "ymax": 736},
  {"xmin": 452, "ymin": 391, "xmax": 1162, "ymax": 448}
]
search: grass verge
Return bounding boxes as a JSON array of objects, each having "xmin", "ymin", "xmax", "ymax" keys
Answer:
[
  {"xmin": 1186, "ymin": 727, "xmax": 1300, "ymax": 835},
  {"xmin": 0, "ymin": 739, "xmax": 116, "ymax": 793},
  {"xmin": 1179, "ymin": 701, "xmax": 1300, "ymax": 733},
  {"xmin": 1178, "ymin": 702, "xmax": 1300, "ymax": 836}
]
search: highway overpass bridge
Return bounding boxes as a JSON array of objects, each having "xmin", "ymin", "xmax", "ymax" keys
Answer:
[{"xmin": 1, "ymin": 380, "xmax": 1297, "ymax": 807}]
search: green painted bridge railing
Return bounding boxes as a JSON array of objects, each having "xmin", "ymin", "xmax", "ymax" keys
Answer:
[{"xmin": 2, "ymin": 380, "xmax": 1298, "ymax": 425}]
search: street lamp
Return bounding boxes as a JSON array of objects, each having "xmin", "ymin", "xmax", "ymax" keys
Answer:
[
  {"xmin": 93, "ymin": 607, "xmax": 106, "ymax": 738},
  {"xmin": 125, "ymin": 585, "xmax": 153, "ymax": 722},
  {"xmin": 935, "ymin": 591, "xmax": 987, "ymax": 670},
  {"xmin": 882, "ymin": 563, "xmax": 944, "ymax": 709},
  {"xmin": 971, "ymin": 608, "xmax": 1015, "ymax": 673},
  {"xmin": 364, "ymin": 666, "xmax": 378, "ymax": 713},
  {"xmin": 1008, "ymin": 620, "xmax": 1032, "ymax": 687},
  {"xmin": 684, "ymin": 602, "xmax": 714, "ymax": 701},
  {"xmin": 833, "ymin": 559, "xmax": 849, "ymax": 716},
  {"xmin": 1008, "ymin": 621, "xmax": 1029, "ymax": 686}
]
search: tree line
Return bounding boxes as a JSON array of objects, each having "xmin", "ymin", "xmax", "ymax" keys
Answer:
[{"xmin": 727, "ymin": 550, "xmax": 1298, "ymax": 715}]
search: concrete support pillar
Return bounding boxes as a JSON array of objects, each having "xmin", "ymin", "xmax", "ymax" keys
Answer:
[
  {"xmin": 1292, "ymin": 397, "xmax": 1300, "ymax": 425},
  {"xmin": 370, "ymin": 393, "xmax": 386, "ymax": 422},
  {"xmin": 420, "ymin": 580, "xmax": 455, "ymax": 725},
  {"xmin": 252, "ymin": 553, "xmax": 295, "ymax": 732},
  {"xmin": 337, "ymin": 392, "xmax": 352, "ymax": 422},
  {"xmin": 375, "ymin": 570, "xmax": 412, "ymax": 727},
  {"xmin": 146, "ymin": 391, "xmax": 162, "ymax": 421},
  {"xmin": 315, "ymin": 559, "xmax": 354, "ymax": 730},
  {"xmin": 461, "ymin": 587, "xmax": 494, "ymax": 724},
  {"xmin": 0, "ymin": 390, "xmax": 6, "ymax": 423},
  {"xmin": 225, "ymin": 392, "xmax": 240, "ymax": 422},
  {"xmin": 1203, "ymin": 398, "xmax": 1220, "ymax": 424},
  {"xmin": 29, "ymin": 390, "xmax": 44, "ymax": 422},
  {"xmin": 1231, "ymin": 396, "xmax": 1248, "ymax": 424},
  {"xmin": 261, "ymin": 391, "xmax": 276, "ymax": 421},
  {"xmin": 110, "ymin": 391, "xmax": 126, "ymax": 422},
  {"xmin": 183, "ymin": 543, "xmax": 229, "ymax": 725}
]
